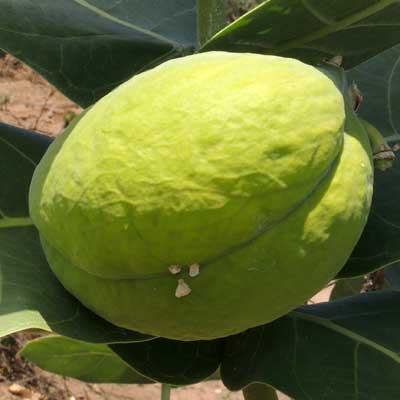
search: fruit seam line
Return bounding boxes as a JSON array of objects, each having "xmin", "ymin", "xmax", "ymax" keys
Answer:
[
  {"xmin": 201, "ymin": 143, "xmax": 343, "ymax": 268},
  {"xmin": 45, "ymin": 142, "xmax": 343, "ymax": 282}
]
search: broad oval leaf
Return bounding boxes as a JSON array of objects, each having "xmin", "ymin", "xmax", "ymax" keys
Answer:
[
  {"xmin": 111, "ymin": 338, "xmax": 222, "ymax": 386},
  {"xmin": 0, "ymin": 0, "xmax": 197, "ymax": 107},
  {"xmin": 222, "ymin": 291, "xmax": 400, "ymax": 399},
  {"xmin": 202, "ymin": 0, "xmax": 400, "ymax": 69},
  {"xmin": 383, "ymin": 263, "xmax": 400, "ymax": 289},
  {"xmin": 0, "ymin": 122, "xmax": 151, "ymax": 343},
  {"xmin": 20, "ymin": 335, "xmax": 153, "ymax": 384},
  {"xmin": 0, "ymin": 122, "xmax": 51, "ymax": 223}
]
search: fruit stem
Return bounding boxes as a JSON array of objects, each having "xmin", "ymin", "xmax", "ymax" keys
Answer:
[
  {"xmin": 161, "ymin": 384, "xmax": 171, "ymax": 400},
  {"xmin": 242, "ymin": 383, "xmax": 279, "ymax": 400}
]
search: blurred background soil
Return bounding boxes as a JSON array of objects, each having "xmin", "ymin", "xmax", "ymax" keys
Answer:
[{"xmin": 0, "ymin": 54, "xmax": 82, "ymax": 136}]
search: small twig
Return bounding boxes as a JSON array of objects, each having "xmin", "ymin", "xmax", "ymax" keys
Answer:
[{"xmin": 31, "ymin": 87, "xmax": 54, "ymax": 131}]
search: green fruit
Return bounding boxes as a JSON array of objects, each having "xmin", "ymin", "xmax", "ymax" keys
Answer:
[{"xmin": 29, "ymin": 52, "xmax": 373, "ymax": 340}]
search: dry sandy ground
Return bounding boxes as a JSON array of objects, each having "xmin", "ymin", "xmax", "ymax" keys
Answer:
[
  {"xmin": 0, "ymin": 54, "xmax": 81, "ymax": 136},
  {"xmin": 0, "ymin": 53, "xmax": 335, "ymax": 400}
]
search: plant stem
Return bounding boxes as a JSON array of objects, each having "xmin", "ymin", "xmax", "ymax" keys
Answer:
[
  {"xmin": 242, "ymin": 383, "xmax": 279, "ymax": 400},
  {"xmin": 161, "ymin": 384, "xmax": 171, "ymax": 400}
]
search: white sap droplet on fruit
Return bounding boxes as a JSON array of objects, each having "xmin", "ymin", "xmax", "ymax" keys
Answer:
[
  {"xmin": 175, "ymin": 279, "xmax": 191, "ymax": 298},
  {"xmin": 168, "ymin": 265, "xmax": 181, "ymax": 275},
  {"xmin": 189, "ymin": 263, "xmax": 200, "ymax": 277}
]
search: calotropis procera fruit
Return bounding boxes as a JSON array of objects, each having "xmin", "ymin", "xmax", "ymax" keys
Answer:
[{"xmin": 29, "ymin": 52, "xmax": 373, "ymax": 340}]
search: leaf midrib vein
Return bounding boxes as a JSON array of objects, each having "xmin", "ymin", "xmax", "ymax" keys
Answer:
[
  {"xmin": 30, "ymin": 351, "xmax": 111, "ymax": 358},
  {"xmin": 0, "ymin": 217, "xmax": 33, "ymax": 228},
  {"xmin": 290, "ymin": 310, "xmax": 400, "ymax": 364},
  {"xmin": 0, "ymin": 135, "xmax": 36, "ymax": 166},
  {"xmin": 72, "ymin": 0, "xmax": 182, "ymax": 48},
  {"xmin": 0, "ymin": 27, "xmax": 152, "ymax": 40},
  {"xmin": 206, "ymin": 0, "xmax": 398, "ymax": 55},
  {"xmin": 272, "ymin": 0, "xmax": 398, "ymax": 55}
]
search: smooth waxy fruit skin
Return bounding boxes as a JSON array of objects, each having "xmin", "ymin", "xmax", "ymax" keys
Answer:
[{"xmin": 30, "ymin": 52, "xmax": 373, "ymax": 340}]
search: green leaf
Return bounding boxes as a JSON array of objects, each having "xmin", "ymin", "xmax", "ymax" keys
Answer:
[
  {"xmin": 221, "ymin": 291, "xmax": 400, "ymax": 399},
  {"xmin": 0, "ymin": 123, "xmax": 151, "ymax": 343},
  {"xmin": 335, "ymin": 266, "xmax": 391, "ymax": 294},
  {"xmin": 0, "ymin": 122, "xmax": 51, "ymax": 224},
  {"xmin": 197, "ymin": 0, "xmax": 227, "ymax": 46},
  {"xmin": 111, "ymin": 338, "xmax": 222, "ymax": 386},
  {"xmin": 330, "ymin": 276, "xmax": 364, "ymax": 301},
  {"xmin": 0, "ymin": 0, "xmax": 197, "ymax": 107},
  {"xmin": 20, "ymin": 335, "xmax": 153, "ymax": 384},
  {"xmin": 347, "ymin": 43, "xmax": 400, "ymax": 138},
  {"xmin": 384, "ymin": 263, "xmax": 400, "ymax": 289},
  {"xmin": 202, "ymin": 0, "xmax": 400, "ymax": 69}
]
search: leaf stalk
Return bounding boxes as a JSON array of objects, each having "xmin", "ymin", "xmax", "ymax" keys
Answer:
[{"xmin": 161, "ymin": 384, "xmax": 171, "ymax": 400}]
